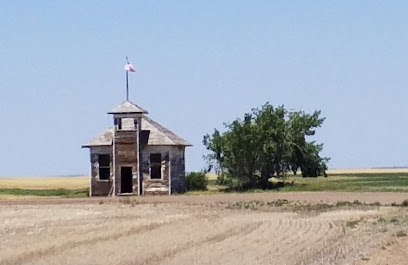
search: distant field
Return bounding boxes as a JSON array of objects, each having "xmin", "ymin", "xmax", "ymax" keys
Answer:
[
  {"xmin": 0, "ymin": 176, "xmax": 89, "ymax": 199},
  {"xmin": 281, "ymin": 173, "xmax": 408, "ymax": 192},
  {"xmin": 204, "ymin": 168, "xmax": 408, "ymax": 193},
  {"xmin": 206, "ymin": 168, "xmax": 408, "ymax": 180},
  {"xmin": 0, "ymin": 168, "xmax": 408, "ymax": 199},
  {"xmin": 0, "ymin": 176, "xmax": 89, "ymax": 189},
  {"xmin": 327, "ymin": 168, "xmax": 408, "ymax": 174}
]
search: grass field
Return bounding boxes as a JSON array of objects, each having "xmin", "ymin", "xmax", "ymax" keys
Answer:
[
  {"xmin": 204, "ymin": 169, "xmax": 408, "ymax": 194},
  {"xmin": 0, "ymin": 176, "xmax": 88, "ymax": 189},
  {"xmin": 280, "ymin": 173, "xmax": 408, "ymax": 192},
  {"xmin": 0, "ymin": 176, "xmax": 89, "ymax": 199},
  {"xmin": 0, "ymin": 169, "xmax": 408, "ymax": 199}
]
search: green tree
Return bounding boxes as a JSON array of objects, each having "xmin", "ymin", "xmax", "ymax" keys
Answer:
[{"xmin": 203, "ymin": 103, "xmax": 329, "ymax": 189}]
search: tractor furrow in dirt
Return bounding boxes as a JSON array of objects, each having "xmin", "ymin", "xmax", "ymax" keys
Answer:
[
  {"xmin": 3, "ymin": 222, "xmax": 166, "ymax": 265},
  {"xmin": 1, "ymin": 198, "xmax": 407, "ymax": 265},
  {"xmin": 140, "ymin": 221, "xmax": 262, "ymax": 265}
]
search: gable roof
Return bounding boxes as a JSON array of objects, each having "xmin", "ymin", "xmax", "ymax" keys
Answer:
[
  {"xmin": 82, "ymin": 128, "xmax": 114, "ymax": 147},
  {"xmin": 82, "ymin": 116, "xmax": 192, "ymax": 148},
  {"xmin": 108, "ymin": 101, "xmax": 148, "ymax": 114},
  {"xmin": 142, "ymin": 116, "xmax": 191, "ymax": 146}
]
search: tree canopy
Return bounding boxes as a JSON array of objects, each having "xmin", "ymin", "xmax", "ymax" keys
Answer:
[{"xmin": 203, "ymin": 103, "xmax": 329, "ymax": 189}]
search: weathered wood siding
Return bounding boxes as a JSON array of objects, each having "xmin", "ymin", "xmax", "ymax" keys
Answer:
[
  {"xmin": 170, "ymin": 146, "xmax": 186, "ymax": 193},
  {"xmin": 89, "ymin": 146, "xmax": 113, "ymax": 196},
  {"xmin": 113, "ymin": 130, "xmax": 139, "ymax": 195},
  {"xmin": 141, "ymin": 146, "xmax": 169, "ymax": 195},
  {"xmin": 140, "ymin": 146, "xmax": 186, "ymax": 195},
  {"xmin": 89, "ymin": 138, "xmax": 186, "ymax": 196}
]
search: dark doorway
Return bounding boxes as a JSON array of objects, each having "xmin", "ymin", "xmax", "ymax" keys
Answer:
[{"xmin": 121, "ymin": 167, "xmax": 133, "ymax": 193}]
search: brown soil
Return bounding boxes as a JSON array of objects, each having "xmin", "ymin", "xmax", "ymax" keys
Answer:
[
  {"xmin": 0, "ymin": 193, "xmax": 407, "ymax": 265},
  {"xmin": 0, "ymin": 191, "xmax": 407, "ymax": 206}
]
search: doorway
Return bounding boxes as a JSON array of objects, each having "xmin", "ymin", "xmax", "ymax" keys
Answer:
[{"xmin": 121, "ymin": 167, "xmax": 133, "ymax": 193}]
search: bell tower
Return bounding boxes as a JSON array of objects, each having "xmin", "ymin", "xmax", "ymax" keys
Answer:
[{"xmin": 108, "ymin": 101, "xmax": 148, "ymax": 195}]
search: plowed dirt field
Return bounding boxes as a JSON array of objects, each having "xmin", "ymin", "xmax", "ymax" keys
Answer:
[{"xmin": 1, "ymin": 193, "xmax": 407, "ymax": 265}]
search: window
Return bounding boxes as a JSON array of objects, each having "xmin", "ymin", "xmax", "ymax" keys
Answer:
[
  {"xmin": 114, "ymin": 118, "xmax": 122, "ymax": 130},
  {"xmin": 150, "ymin": 153, "xmax": 162, "ymax": 179},
  {"xmin": 98, "ymin": 154, "xmax": 110, "ymax": 180}
]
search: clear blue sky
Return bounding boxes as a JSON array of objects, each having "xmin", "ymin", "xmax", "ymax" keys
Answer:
[{"xmin": 1, "ymin": 1, "xmax": 407, "ymax": 176}]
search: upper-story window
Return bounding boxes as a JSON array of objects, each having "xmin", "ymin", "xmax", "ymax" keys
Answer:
[
  {"xmin": 114, "ymin": 118, "xmax": 122, "ymax": 130},
  {"xmin": 98, "ymin": 154, "xmax": 110, "ymax": 180}
]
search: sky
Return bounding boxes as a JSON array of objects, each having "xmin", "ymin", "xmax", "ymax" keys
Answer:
[{"xmin": 0, "ymin": 1, "xmax": 407, "ymax": 176}]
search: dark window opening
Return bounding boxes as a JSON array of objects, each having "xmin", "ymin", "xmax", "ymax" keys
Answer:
[
  {"xmin": 98, "ymin": 154, "xmax": 110, "ymax": 180},
  {"xmin": 150, "ymin": 153, "xmax": 162, "ymax": 179},
  {"xmin": 115, "ymin": 118, "xmax": 122, "ymax": 130}
]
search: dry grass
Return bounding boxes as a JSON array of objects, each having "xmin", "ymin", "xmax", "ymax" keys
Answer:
[
  {"xmin": 206, "ymin": 173, "xmax": 218, "ymax": 180},
  {"xmin": 0, "ymin": 199, "xmax": 407, "ymax": 265},
  {"xmin": 0, "ymin": 176, "xmax": 89, "ymax": 190}
]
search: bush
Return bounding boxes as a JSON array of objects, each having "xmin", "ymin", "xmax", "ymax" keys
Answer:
[
  {"xmin": 186, "ymin": 171, "xmax": 208, "ymax": 191},
  {"xmin": 400, "ymin": 199, "xmax": 408, "ymax": 207},
  {"xmin": 216, "ymin": 172, "xmax": 234, "ymax": 186}
]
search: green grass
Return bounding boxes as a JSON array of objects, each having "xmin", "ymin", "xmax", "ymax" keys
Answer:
[
  {"xmin": 0, "ymin": 188, "xmax": 89, "ymax": 198},
  {"xmin": 193, "ymin": 172, "xmax": 408, "ymax": 194},
  {"xmin": 276, "ymin": 173, "xmax": 408, "ymax": 192},
  {"xmin": 3, "ymin": 172, "xmax": 408, "ymax": 198}
]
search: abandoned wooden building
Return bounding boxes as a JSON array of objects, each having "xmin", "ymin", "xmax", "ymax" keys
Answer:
[{"xmin": 82, "ymin": 101, "xmax": 191, "ymax": 196}]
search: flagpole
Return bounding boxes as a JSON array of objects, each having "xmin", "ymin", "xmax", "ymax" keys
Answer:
[{"xmin": 126, "ymin": 70, "xmax": 129, "ymax": 101}]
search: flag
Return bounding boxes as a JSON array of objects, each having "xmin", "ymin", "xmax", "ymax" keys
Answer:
[{"xmin": 124, "ymin": 63, "xmax": 135, "ymax": 72}]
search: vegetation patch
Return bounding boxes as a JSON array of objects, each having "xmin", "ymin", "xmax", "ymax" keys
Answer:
[
  {"xmin": 224, "ymin": 199, "xmax": 382, "ymax": 212},
  {"xmin": 280, "ymin": 173, "xmax": 408, "ymax": 192},
  {"xmin": 198, "ymin": 172, "xmax": 408, "ymax": 194},
  {"xmin": 346, "ymin": 220, "xmax": 361, "ymax": 229},
  {"xmin": 186, "ymin": 171, "xmax": 208, "ymax": 191},
  {"xmin": 0, "ymin": 188, "xmax": 89, "ymax": 198},
  {"xmin": 203, "ymin": 103, "xmax": 329, "ymax": 191},
  {"xmin": 119, "ymin": 197, "xmax": 138, "ymax": 206}
]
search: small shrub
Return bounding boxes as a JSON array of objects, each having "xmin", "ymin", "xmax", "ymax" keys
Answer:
[
  {"xmin": 267, "ymin": 199, "xmax": 289, "ymax": 207},
  {"xmin": 390, "ymin": 217, "xmax": 399, "ymax": 223},
  {"xmin": 353, "ymin": 200, "xmax": 362, "ymax": 205},
  {"xmin": 120, "ymin": 197, "xmax": 131, "ymax": 204},
  {"xmin": 226, "ymin": 200, "xmax": 265, "ymax": 210},
  {"xmin": 377, "ymin": 217, "xmax": 387, "ymax": 223},
  {"xmin": 400, "ymin": 200, "xmax": 408, "ymax": 207},
  {"xmin": 186, "ymin": 171, "xmax": 208, "ymax": 191},
  {"xmin": 396, "ymin": 231, "xmax": 407, "ymax": 238},
  {"xmin": 346, "ymin": 220, "xmax": 360, "ymax": 229}
]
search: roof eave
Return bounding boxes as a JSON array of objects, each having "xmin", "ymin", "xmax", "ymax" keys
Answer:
[
  {"xmin": 146, "ymin": 144, "xmax": 193, "ymax": 147},
  {"xmin": 81, "ymin": 144, "xmax": 112, "ymax": 148},
  {"xmin": 107, "ymin": 111, "xmax": 148, "ymax": 115}
]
